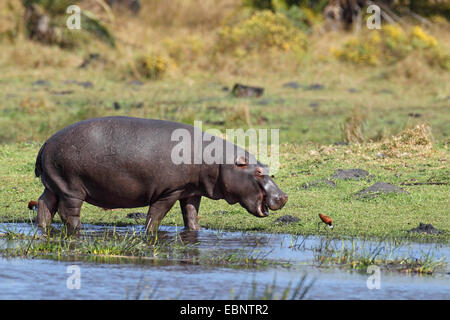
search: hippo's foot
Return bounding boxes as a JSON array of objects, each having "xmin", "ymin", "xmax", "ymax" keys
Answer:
[
  {"xmin": 57, "ymin": 197, "xmax": 83, "ymax": 236},
  {"xmin": 180, "ymin": 196, "xmax": 201, "ymax": 231},
  {"xmin": 36, "ymin": 189, "xmax": 58, "ymax": 231}
]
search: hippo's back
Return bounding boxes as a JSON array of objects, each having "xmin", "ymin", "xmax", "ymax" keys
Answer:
[{"xmin": 35, "ymin": 117, "xmax": 196, "ymax": 207}]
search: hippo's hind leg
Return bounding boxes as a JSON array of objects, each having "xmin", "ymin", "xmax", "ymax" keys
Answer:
[
  {"xmin": 180, "ymin": 196, "xmax": 202, "ymax": 231},
  {"xmin": 37, "ymin": 188, "xmax": 58, "ymax": 231},
  {"xmin": 58, "ymin": 197, "xmax": 83, "ymax": 234}
]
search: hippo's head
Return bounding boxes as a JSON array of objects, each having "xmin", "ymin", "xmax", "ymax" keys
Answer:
[{"xmin": 219, "ymin": 155, "xmax": 288, "ymax": 217}]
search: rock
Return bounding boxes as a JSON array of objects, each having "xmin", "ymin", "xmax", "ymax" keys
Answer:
[
  {"xmin": 275, "ymin": 215, "xmax": 300, "ymax": 225},
  {"xmin": 309, "ymin": 102, "xmax": 320, "ymax": 108},
  {"xmin": 32, "ymin": 79, "xmax": 50, "ymax": 86},
  {"xmin": 212, "ymin": 210, "xmax": 229, "ymax": 215},
  {"xmin": 348, "ymin": 88, "xmax": 359, "ymax": 93},
  {"xmin": 128, "ymin": 80, "xmax": 143, "ymax": 86},
  {"xmin": 331, "ymin": 169, "xmax": 369, "ymax": 180},
  {"xmin": 356, "ymin": 182, "xmax": 407, "ymax": 198},
  {"xmin": 377, "ymin": 89, "xmax": 393, "ymax": 95},
  {"xmin": 126, "ymin": 212, "xmax": 146, "ymax": 220},
  {"xmin": 407, "ymin": 223, "xmax": 443, "ymax": 235},
  {"xmin": 113, "ymin": 102, "xmax": 121, "ymax": 110},
  {"xmin": 78, "ymin": 81, "xmax": 94, "ymax": 89},
  {"xmin": 257, "ymin": 99, "xmax": 270, "ymax": 105},
  {"xmin": 305, "ymin": 83, "xmax": 324, "ymax": 91},
  {"xmin": 408, "ymin": 113, "xmax": 422, "ymax": 118},
  {"xmin": 257, "ymin": 98, "xmax": 284, "ymax": 106},
  {"xmin": 63, "ymin": 80, "xmax": 94, "ymax": 88},
  {"xmin": 50, "ymin": 90, "xmax": 74, "ymax": 95},
  {"xmin": 283, "ymin": 81, "xmax": 301, "ymax": 89},
  {"xmin": 106, "ymin": 0, "xmax": 141, "ymax": 14},
  {"xmin": 222, "ymin": 86, "xmax": 229, "ymax": 92},
  {"xmin": 231, "ymin": 83, "xmax": 264, "ymax": 98},
  {"xmin": 302, "ymin": 179, "xmax": 336, "ymax": 189}
]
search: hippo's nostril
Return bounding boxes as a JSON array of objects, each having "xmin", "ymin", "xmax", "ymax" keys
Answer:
[{"xmin": 281, "ymin": 194, "xmax": 288, "ymax": 203}]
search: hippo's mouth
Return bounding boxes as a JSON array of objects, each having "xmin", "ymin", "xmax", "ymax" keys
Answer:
[{"xmin": 256, "ymin": 193, "xmax": 269, "ymax": 217}]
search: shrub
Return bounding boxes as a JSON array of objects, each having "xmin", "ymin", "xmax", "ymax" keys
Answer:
[
  {"xmin": 332, "ymin": 25, "xmax": 447, "ymax": 70},
  {"xmin": 135, "ymin": 54, "xmax": 171, "ymax": 80},
  {"xmin": 163, "ymin": 36, "xmax": 206, "ymax": 64},
  {"xmin": 216, "ymin": 10, "xmax": 308, "ymax": 56}
]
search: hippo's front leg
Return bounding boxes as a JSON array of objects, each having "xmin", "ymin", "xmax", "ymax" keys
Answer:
[
  {"xmin": 145, "ymin": 196, "xmax": 178, "ymax": 233},
  {"xmin": 180, "ymin": 196, "xmax": 202, "ymax": 231}
]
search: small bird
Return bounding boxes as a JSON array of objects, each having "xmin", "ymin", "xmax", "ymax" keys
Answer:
[
  {"xmin": 28, "ymin": 200, "xmax": 38, "ymax": 212},
  {"xmin": 318, "ymin": 213, "xmax": 334, "ymax": 231}
]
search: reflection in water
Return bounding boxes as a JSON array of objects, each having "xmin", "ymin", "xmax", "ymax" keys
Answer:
[{"xmin": 0, "ymin": 223, "xmax": 449, "ymax": 300}]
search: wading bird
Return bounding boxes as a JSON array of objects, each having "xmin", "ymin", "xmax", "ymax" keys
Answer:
[{"xmin": 318, "ymin": 213, "xmax": 334, "ymax": 232}]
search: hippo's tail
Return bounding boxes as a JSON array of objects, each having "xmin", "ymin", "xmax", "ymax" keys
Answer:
[{"xmin": 35, "ymin": 142, "xmax": 46, "ymax": 178}]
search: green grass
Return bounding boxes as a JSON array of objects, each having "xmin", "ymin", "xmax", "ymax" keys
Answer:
[
  {"xmin": 0, "ymin": 140, "xmax": 448, "ymax": 240},
  {"xmin": 0, "ymin": 56, "xmax": 449, "ymax": 241}
]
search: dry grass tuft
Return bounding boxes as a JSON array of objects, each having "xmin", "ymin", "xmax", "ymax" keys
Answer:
[
  {"xmin": 226, "ymin": 103, "xmax": 252, "ymax": 127},
  {"xmin": 380, "ymin": 124, "xmax": 434, "ymax": 158},
  {"xmin": 342, "ymin": 107, "xmax": 366, "ymax": 144}
]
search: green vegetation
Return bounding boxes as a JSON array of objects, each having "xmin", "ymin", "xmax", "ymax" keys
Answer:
[
  {"xmin": 230, "ymin": 274, "xmax": 316, "ymax": 300},
  {"xmin": 314, "ymin": 236, "xmax": 447, "ymax": 274},
  {"xmin": 0, "ymin": 0, "xmax": 448, "ymax": 241}
]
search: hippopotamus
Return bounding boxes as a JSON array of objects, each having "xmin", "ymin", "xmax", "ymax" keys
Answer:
[{"xmin": 34, "ymin": 116, "xmax": 288, "ymax": 233}]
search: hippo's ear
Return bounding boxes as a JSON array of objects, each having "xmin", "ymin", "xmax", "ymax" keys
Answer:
[{"xmin": 235, "ymin": 155, "xmax": 248, "ymax": 167}]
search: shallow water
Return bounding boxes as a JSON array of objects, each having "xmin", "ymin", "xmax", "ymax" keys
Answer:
[{"xmin": 0, "ymin": 223, "xmax": 449, "ymax": 300}]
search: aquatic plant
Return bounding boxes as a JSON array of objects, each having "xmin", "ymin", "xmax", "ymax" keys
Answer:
[
  {"xmin": 314, "ymin": 237, "xmax": 447, "ymax": 274},
  {"xmin": 230, "ymin": 273, "xmax": 315, "ymax": 300}
]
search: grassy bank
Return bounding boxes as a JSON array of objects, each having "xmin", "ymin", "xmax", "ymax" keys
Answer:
[
  {"xmin": 0, "ymin": 1, "xmax": 449, "ymax": 242},
  {"xmin": 1, "ymin": 137, "xmax": 448, "ymax": 240}
]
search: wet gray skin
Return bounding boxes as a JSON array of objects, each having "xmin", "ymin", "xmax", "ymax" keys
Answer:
[{"xmin": 34, "ymin": 116, "xmax": 288, "ymax": 233}]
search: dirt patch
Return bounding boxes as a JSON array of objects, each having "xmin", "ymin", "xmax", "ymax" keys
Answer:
[
  {"xmin": 302, "ymin": 179, "xmax": 336, "ymax": 189},
  {"xmin": 305, "ymin": 83, "xmax": 324, "ymax": 91},
  {"xmin": 275, "ymin": 215, "xmax": 300, "ymax": 225},
  {"xmin": 126, "ymin": 212, "xmax": 146, "ymax": 220},
  {"xmin": 356, "ymin": 182, "xmax": 407, "ymax": 199},
  {"xmin": 282, "ymin": 81, "xmax": 301, "ymax": 89},
  {"xmin": 32, "ymin": 80, "xmax": 50, "ymax": 86},
  {"xmin": 231, "ymin": 83, "xmax": 264, "ymax": 98},
  {"xmin": 331, "ymin": 169, "xmax": 369, "ymax": 180},
  {"xmin": 407, "ymin": 223, "xmax": 443, "ymax": 235}
]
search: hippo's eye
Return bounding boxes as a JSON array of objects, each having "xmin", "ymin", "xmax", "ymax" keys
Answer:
[
  {"xmin": 271, "ymin": 175, "xmax": 275, "ymax": 178},
  {"xmin": 255, "ymin": 167, "xmax": 264, "ymax": 177}
]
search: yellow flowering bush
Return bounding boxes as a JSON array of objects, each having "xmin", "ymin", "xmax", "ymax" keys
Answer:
[
  {"xmin": 216, "ymin": 10, "xmax": 308, "ymax": 57},
  {"xmin": 332, "ymin": 25, "xmax": 446, "ymax": 69},
  {"xmin": 163, "ymin": 36, "xmax": 206, "ymax": 64},
  {"xmin": 411, "ymin": 26, "xmax": 437, "ymax": 48},
  {"xmin": 136, "ymin": 54, "xmax": 171, "ymax": 80}
]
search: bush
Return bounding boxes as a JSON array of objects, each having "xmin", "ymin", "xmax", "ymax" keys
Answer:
[
  {"xmin": 332, "ymin": 25, "xmax": 448, "ymax": 70},
  {"xmin": 216, "ymin": 10, "xmax": 308, "ymax": 56},
  {"xmin": 163, "ymin": 36, "xmax": 206, "ymax": 64},
  {"xmin": 135, "ymin": 54, "xmax": 171, "ymax": 80}
]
